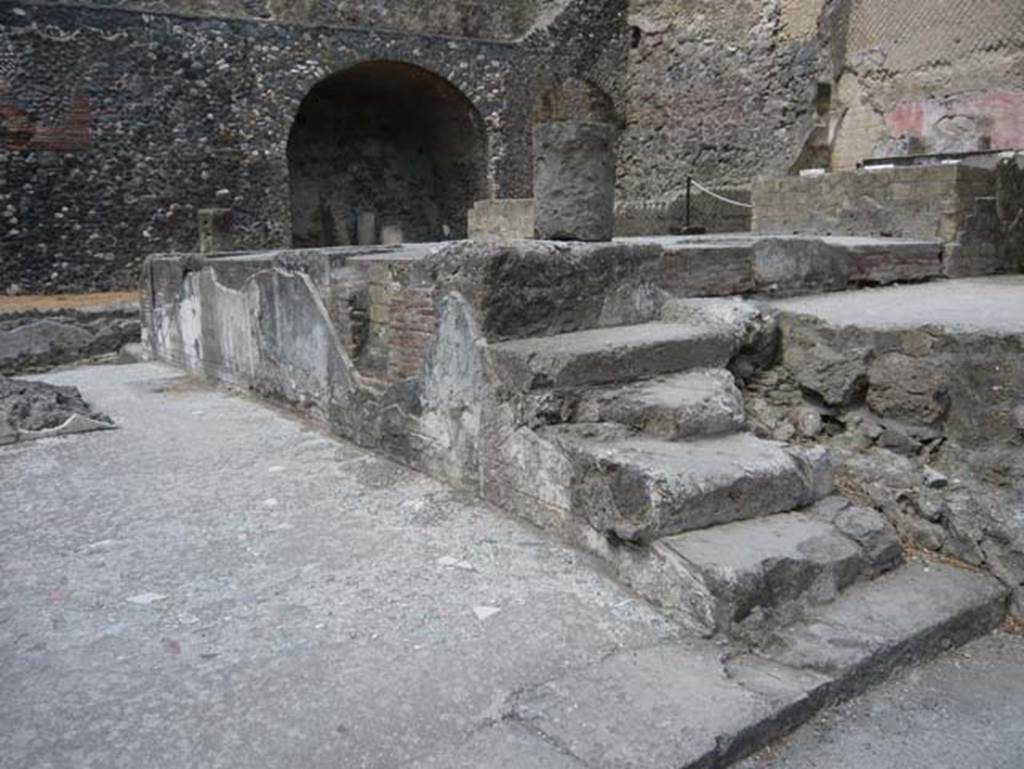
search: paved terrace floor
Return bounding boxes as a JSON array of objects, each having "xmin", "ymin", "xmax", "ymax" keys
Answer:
[
  {"xmin": 765, "ymin": 275, "xmax": 1024, "ymax": 335},
  {"xmin": 3, "ymin": 359, "xmax": 1023, "ymax": 768},
  {"xmin": 0, "ymin": 363, "xmax": 677, "ymax": 769}
]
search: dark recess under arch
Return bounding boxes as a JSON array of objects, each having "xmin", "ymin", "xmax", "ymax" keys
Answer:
[{"xmin": 287, "ymin": 61, "xmax": 487, "ymax": 247}]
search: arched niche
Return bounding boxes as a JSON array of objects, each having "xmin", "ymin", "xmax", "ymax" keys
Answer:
[{"xmin": 287, "ymin": 61, "xmax": 487, "ymax": 247}]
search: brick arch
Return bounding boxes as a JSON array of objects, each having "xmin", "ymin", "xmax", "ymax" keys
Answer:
[{"xmin": 532, "ymin": 77, "xmax": 621, "ymax": 127}]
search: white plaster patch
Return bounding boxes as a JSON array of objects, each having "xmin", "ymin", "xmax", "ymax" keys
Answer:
[
  {"xmin": 126, "ymin": 593, "xmax": 168, "ymax": 605},
  {"xmin": 472, "ymin": 605, "xmax": 501, "ymax": 621}
]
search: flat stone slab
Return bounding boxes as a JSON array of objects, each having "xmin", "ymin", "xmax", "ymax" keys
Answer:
[
  {"xmin": 489, "ymin": 322, "xmax": 736, "ymax": 390},
  {"xmin": 662, "ymin": 511, "xmax": 872, "ymax": 630},
  {"xmin": 511, "ymin": 561, "xmax": 1007, "ymax": 769},
  {"xmin": 736, "ymin": 630, "xmax": 1024, "ymax": 769},
  {"xmin": 576, "ymin": 368, "xmax": 746, "ymax": 439},
  {"xmin": 544, "ymin": 429, "xmax": 831, "ymax": 541},
  {"xmin": 766, "ymin": 275, "xmax": 1024, "ymax": 335}
]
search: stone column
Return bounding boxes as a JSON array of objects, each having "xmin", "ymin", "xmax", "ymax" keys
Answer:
[
  {"xmin": 533, "ymin": 121, "xmax": 616, "ymax": 241},
  {"xmin": 380, "ymin": 223, "xmax": 404, "ymax": 246},
  {"xmin": 357, "ymin": 211, "xmax": 377, "ymax": 246},
  {"xmin": 197, "ymin": 208, "xmax": 234, "ymax": 254}
]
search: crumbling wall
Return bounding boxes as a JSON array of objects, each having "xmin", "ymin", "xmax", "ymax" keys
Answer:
[
  {"xmin": 0, "ymin": 3, "xmax": 519, "ymax": 294},
  {"xmin": 617, "ymin": 0, "xmax": 825, "ymax": 196},
  {"xmin": 744, "ymin": 313, "xmax": 1024, "ymax": 615},
  {"xmin": 829, "ymin": 0, "xmax": 1024, "ymax": 168},
  {"xmin": 0, "ymin": 301, "xmax": 140, "ymax": 375}
]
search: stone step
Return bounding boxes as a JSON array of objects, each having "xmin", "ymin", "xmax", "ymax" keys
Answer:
[
  {"xmin": 488, "ymin": 321, "xmax": 737, "ymax": 391},
  {"xmin": 541, "ymin": 426, "xmax": 833, "ymax": 542},
  {"xmin": 573, "ymin": 368, "xmax": 746, "ymax": 440},
  {"xmin": 658, "ymin": 506, "xmax": 903, "ymax": 636},
  {"xmin": 509, "ymin": 560, "xmax": 1008, "ymax": 769}
]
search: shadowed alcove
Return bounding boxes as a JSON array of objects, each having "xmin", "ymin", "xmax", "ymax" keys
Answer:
[{"xmin": 287, "ymin": 61, "xmax": 487, "ymax": 247}]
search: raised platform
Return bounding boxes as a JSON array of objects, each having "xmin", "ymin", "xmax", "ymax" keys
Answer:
[
  {"xmin": 619, "ymin": 233, "xmax": 945, "ymax": 297},
  {"xmin": 141, "ymin": 238, "xmax": 1014, "ymax": 768}
]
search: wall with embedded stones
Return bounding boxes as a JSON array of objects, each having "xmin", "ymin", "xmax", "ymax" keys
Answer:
[
  {"xmin": 616, "ymin": 0, "xmax": 824, "ymax": 198},
  {"xmin": 19, "ymin": 0, "xmax": 562, "ymax": 39},
  {"xmin": 744, "ymin": 310, "xmax": 1024, "ymax": 615},
  {"xmin": 4, "ymin": 0, "xmax": 1021, "ymax": 295},
  {"xmin": 0, "ymin": 0, "xmax": 625, "ymax": 295}
]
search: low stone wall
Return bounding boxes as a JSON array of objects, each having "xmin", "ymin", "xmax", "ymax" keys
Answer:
[
  {"xmin": 141, "ymin": 240, "xmax": 661, "ymax": 481},
  {"xmin": 469, "ymin": 190, "xmax": 754, "ymax": 242},
  {"xmin": 0, "ymin": 296, "xmax": 141, "ymax": 374},
  {"xmin": 744, "ymin": 310, "xmax": 1024, "ymax": 613},
  {"xmin": 468, "ymin": 200, "xmax": 535, "ymax": 241},
  {"xmin": 752, "ymin": 164, "xmax": 1024, "ymax": 277}
]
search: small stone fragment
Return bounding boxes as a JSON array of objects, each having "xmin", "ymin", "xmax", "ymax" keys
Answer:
[
  {"xmin": 472, "ymin": 605, "xmax": 501, "ymax": 621},
  {"xmin": 791, "ymin": 407, "xmax": 823, "ymax": 438},
  {"xmin": 923, "ymin": 466, "xmax": 949, "ymax": 488},
  {"xmin": 126, "ymin": 592, "xmax": 168, "ymax": 605}
]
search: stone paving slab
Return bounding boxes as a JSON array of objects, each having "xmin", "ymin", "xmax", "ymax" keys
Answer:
[
  {"xmin": 510, "ymin": 562, "xmax": 1005, "ymax": 769},
  {"xmin": 765, "ymin": 276, "xmax": 1024, "ymax": 335},
  {"xmin": 736, "ymin": 630, "xmax": 1024, "ymax": 769},
  {"xmin": 0, "ymin": 363, "xmax": 677, "ymax": 769}
]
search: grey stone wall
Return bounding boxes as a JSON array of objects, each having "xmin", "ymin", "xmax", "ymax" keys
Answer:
[
  {"xmin": 1, "ymin": 0, "xmax": 627, "ymax": 294},
  {"xmin": 745, "ymin": 312, "xmax": 1024, "ymax": 614},
  {"xmin": 617, "ymin": 0, "xmax": 824, "ymax": 197},
  {"xmin": 21, "ymin": 0, "xmax": 557, "ymax": 39},
  {"xmin": 752, "ymin": 165, "xmax": 1022, "ymax": 277}
]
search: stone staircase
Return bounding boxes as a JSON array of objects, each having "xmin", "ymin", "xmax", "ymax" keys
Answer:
[{"xmin": 488, "ymin": 298, "xmax": 1007, "ymax": 764}]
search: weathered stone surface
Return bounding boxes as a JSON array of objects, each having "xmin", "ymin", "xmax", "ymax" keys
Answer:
[
  {"xmin": 467, "ymin": 199, "xmax": 535, "ymax": 242},
  {"xmin": 428, "ymin": 240, "xmax": 663, "ymax": 341},
  {"xmin": 489, "ymin": 322, "xmax": 736, "ymax": 391},
  {"xmin": 0, "ymin": 374, "xmax": 114, "ymax": 443},
  {"xmin": 533, "ymin": 121, "xmax": 617, "ymax": 242},
  {"xmin": 512, "ymin": 641, "xmax": 807, "ymax": 769},
  {"xmin": 511, "ymin": 562, "xmax": 1005, "ymax": 769},
  {"xmin": 661, "ymin": 511, "xmax": 869, "ymax": 634},
  {"xmin": 543, "ymin": 429, "xmax": 832, "ymax": 542},
  {"xmin": 762, "ymin": 561, "xmax": 1007, "ymax": 688},
  {"xmin": 574, "ymin": 368, "xmax": 746, "ymax": 440},
  {"xmin": 776, "ymin": 316, "xmax": 871, "ymax": 407},
  {"xmin": 197, "ymin": 208, "xmax": 234, "ymax": 254},
  {"xmin": 0, "ymin": 302, "xmax": 141, "ymax": 375},
  {"xmin": 752, "ymin": 237, "xmax": 849, "ymax": 296},
  {"xmin": 809, "ymin": 496, "xmax": 903, "ymax": 576},
  {"xmin": 748, "ymin": 279, "xmax": 1024, "ymax": 616},
  {"xmin": 867, "ymin": 353, "xmax": 950, "ymax": 426}
]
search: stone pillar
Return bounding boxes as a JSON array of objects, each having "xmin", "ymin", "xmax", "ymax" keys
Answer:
[
  {"xmin": 197, "ymin": 208, "xmax": 234, "ymax": 254},
  {"xmin": 357, "ymin": 211, "xmax": 377, "ymax": 246},
  {"xmin": 380, "ymin": 223, "xmax": 404, "ymax": 246},
  {"xmin": 533, "ymin": 121, "xmax": 616, "ymax": 241}
]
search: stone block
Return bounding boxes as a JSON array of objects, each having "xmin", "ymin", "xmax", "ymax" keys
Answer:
[
  {"xmin": 467, "ymin": 199, "xmax": 534, "ymax": 241},
  {"xmin": 197, "ymin": 208, "xmax": 234, "ymax": 254},
  {"xmin": 533, "ymin": 121, "xmax": 616, "ymax": 242}
]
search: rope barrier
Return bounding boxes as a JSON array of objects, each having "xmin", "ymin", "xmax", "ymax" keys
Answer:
[{"xmin": 688, "ymin": 178, "xmax": 754, "ymax": 209}]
